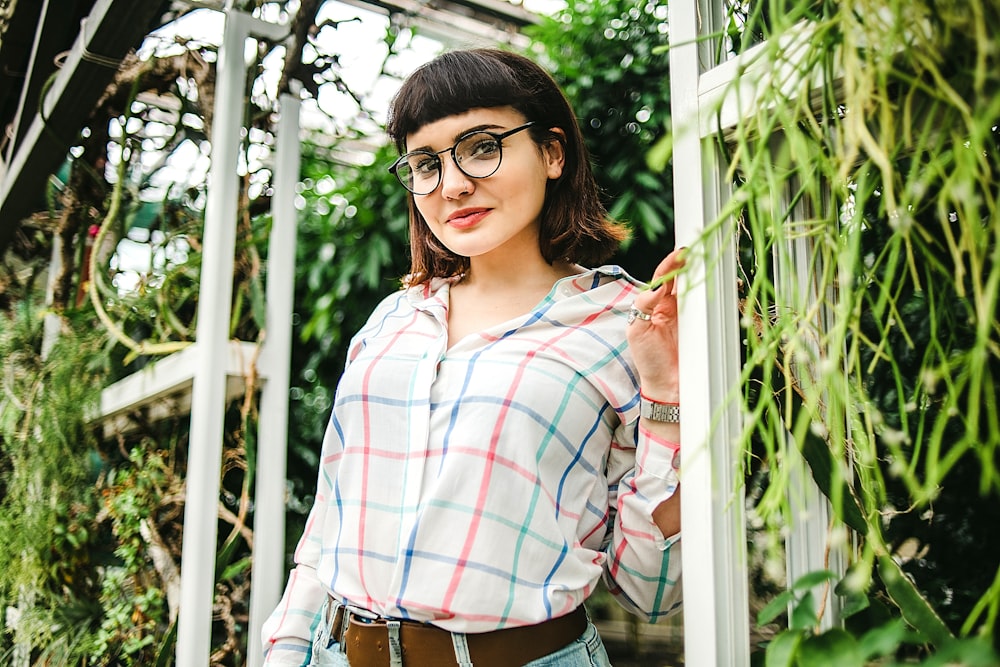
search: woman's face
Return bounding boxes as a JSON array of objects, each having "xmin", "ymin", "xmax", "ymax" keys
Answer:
[{"xmin": 405, "ymin": 106, "xmax": 564, "ymax": 265}]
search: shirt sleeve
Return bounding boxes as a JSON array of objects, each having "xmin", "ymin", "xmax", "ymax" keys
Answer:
[
  {"xmin": 601, "ymin": 417, "xmax": 682, "ymax": 621},
  {"xmin": 261, "ymin": 296, "xmax": 403, "ymax": 664},
  {"xmin": 261, "ymin": 418, "xmax": 342, "ymax": 665}
]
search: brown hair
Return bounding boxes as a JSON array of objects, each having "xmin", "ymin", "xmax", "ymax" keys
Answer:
[{"xmin": 386, "ymin": 48, "xmax": 627, "ymax": 285}]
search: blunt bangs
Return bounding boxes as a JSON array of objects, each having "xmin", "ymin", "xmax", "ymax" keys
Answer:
[{"xmin": 387, "ymin": 49, "xmax": 551, "ymax": 151}]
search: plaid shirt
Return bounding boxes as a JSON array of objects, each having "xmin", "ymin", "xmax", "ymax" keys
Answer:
[{"xmin": 262, "ymin": 266, "xmax": 682, "ymax": 665}]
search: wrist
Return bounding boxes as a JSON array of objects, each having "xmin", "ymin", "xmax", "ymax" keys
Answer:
[{"xmin": 638, "ymin": 382, "xmax": 679, "ymax": 404}]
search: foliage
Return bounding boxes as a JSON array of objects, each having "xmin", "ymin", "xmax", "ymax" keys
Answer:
[
  {"xmin": 0, "ymin": 224, "xmax": 255, "ymax": 667},
  {"xmin": 690, "ymin": 0, "xmax": 1000, "ymax": 663},
  {"xmin": 525, "ymin": 0, "xmax": 674, "ymax": 278},
  {"xmin": 12, "ymin": 0, "xmax": 998, "ymax": 664},
  {"xmin": 0, "ymin": 4, "xmax": 292, "ymax": 662},
  {"xmin": 0, "ymin": 298, "xmax": 107, "ymax": 664},
  {"xmin": 80, "ymin": 447, "xmax": 175, "ymax": 666}
]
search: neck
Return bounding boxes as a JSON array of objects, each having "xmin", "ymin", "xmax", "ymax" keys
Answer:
[{"xmin": 461, "ymin": 255, "xmax": 579, "ymax": 293}]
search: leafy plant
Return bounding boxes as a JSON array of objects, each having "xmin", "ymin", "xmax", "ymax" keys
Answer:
[
  {"xmin": 691, "ymin": 0, "xmax": 1000, "ymax": 663},
  {"xmin": 0, "ymin": 294, "xmax": 107, "ymax": 663},
  {"xmin": 0, "ymin": 6, "xmax": 294, "ymax": 662}
]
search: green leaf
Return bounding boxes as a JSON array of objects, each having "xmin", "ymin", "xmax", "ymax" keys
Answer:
[
  {"xmin": 249, "ymin": 273, "xmax": 267, "ymax": 331},
  {"xmin": 764, "ymin": 629, "xmax": 804, "ymax": 667},
  {"xmin": 877, "ymin": 555, "xmax": 953, "ymax": 647},
  {"xmin": 220, "ymin": 556, "xmax": 251, "ymax": 581},
  {"xmin": 796, "ymin": 629, "xmax": 863, "ymax": 667},
  {"xmin": 635, "ymin": 198, "xmax": 666, "ymax": 237},
  {"xmin": 834, "ymin": 563, "xmax": 872, "ymax": 620},
  {"xmin": 645, "ymin": 132, "xmax": 672, "ymax": 172},
  {"xmin": 759, "ymin": 589, "xmax": 797, "ymax": 625},
  {"xmin": 791, "ymin": 569, "xmax": 837, "ymax": 591},
  {"xmin": 608, "ymin": 191, "xmax": 633, "ymax": 221},
  {"xmin": 633, "ymin": 170, "xmax": 665, "ymax": 191},
  {"xmin": 857, "ymin": 618, "xmax": 907, "ymax": 660},
  {"xmin": 918, "ymin": 637, "xmax": 1000, "ymax": 667},
  {"xmin": 779, "ymin": 364, "xmax": 868, "ymax": 534},
  {"xmin": 839, "ymin": 590, "xmax": 870, "ymax": 619},
  {"xmin": 790, "ymin": 591, "xmax": 819, "ymax": 630},
  {"xmin": 153, "ymin": 620, "xmax": 177, "ymax": 667}
]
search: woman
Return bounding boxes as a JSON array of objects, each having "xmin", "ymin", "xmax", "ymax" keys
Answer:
[{"xmin": 263, "ymin": 47, "xmax": 683, "ymax": 666}]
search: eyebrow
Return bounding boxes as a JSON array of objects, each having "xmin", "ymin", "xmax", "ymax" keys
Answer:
[{"xmin": 408, "ymin": 123, "xmax": 506, "ymax": 153}]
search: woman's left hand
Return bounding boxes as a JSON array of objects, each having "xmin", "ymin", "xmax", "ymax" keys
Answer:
[{"xmin": 625, "ymin": 247, "xmax": 686, "ymax": 402}]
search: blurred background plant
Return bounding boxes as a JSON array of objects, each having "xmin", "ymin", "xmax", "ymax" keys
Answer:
[{"xmin": 526, "ymin": 0, "xmax": 673, "ymax": 279}]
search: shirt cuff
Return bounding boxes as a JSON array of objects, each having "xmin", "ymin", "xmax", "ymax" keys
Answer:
[
  {"xmin": 636, "ymin": 422, "xmax": 680, "ymax": 481},
  {"xmin": 262, "ymin": 639, "xmax": 312, "ymax": 666}
]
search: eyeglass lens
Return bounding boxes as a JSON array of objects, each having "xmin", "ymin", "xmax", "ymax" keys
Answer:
[{"xmin": 396, "ymin": 132, "xmax": 504, "ymax": 195}]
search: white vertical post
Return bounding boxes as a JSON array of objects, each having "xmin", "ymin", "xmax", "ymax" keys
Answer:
[
  {"xmin": 247, "ymin": 89, "xmax": 301, "ymax": 667},
  {"xmin": 669, "ymin": 1, "xmax": 751, "ymax": 665},
  {"xmin": 176, "ymin": 11, "xmax": 285, "ymax": 666}
]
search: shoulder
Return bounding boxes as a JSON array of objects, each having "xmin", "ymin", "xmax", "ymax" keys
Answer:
[
  {"xmin": 354, "ymin": 276, "xmax": 456, "ymax": 338},
  {"xmin": 556, "ymin": 265, "xmax": 644, "ymax": 302},
  {"xmin": 366, "ymin": 275, "xmax": 452, "ymax": 315}
]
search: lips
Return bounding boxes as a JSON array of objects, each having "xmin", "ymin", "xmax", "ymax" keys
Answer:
[{"xmin": 446, "ymin": 207, "xmax": 491, "ymax": 229}]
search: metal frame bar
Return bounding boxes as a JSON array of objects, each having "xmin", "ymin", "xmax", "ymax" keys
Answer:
[
  {"xmin": 175, "ymin": 11, "xmax": 286, "ymax": 665},
  {"xmin": 669, "ymin": 1, "xmax": 751, "ymax": 664},
  {"xmin": 246, "ymin": 89, "xmax": 302, "ymax": 667},
  {"xmin": 0, "ymin": 0, "xmax": 164, "ymax": 246},
  {"xmin": 774, "ymin": 183, "xmax": 847, "ymax": 629}
]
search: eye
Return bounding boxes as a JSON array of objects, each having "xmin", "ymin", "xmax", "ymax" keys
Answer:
[
  {"xmin": 463, "ymin": 135, "xmax": 501, "ymax": 160},
  {"xmin": 409, "ymin": 154, "xmax": 440, "ymax": 176}
]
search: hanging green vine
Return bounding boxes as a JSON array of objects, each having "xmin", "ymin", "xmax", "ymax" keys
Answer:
[{"xmin": 691, "ymin": 0, "xmax": 1000, "ymax": 662}]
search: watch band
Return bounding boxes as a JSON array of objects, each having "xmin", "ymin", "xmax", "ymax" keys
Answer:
[{"xmin": 640, "ymin": 396, "xmax": 680, "ymax": 422}]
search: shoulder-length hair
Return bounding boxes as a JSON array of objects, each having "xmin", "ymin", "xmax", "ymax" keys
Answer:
[{"xmin": 386, "ymin": 48, "xmax": 627, "ymax": 286}]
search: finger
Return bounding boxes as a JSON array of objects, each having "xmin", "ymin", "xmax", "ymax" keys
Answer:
[
  {"xmin": 648, "ymin": 246, "xmax": 687, "ymax": 292},
  {"xmin": 632, "ymin": 249, "xmax": 685, "ymax": 317}
]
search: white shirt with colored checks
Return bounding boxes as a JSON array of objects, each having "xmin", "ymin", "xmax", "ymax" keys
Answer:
[{"xmin": 262, "ymin": 266, "xmax": 682, "ymax": 665}]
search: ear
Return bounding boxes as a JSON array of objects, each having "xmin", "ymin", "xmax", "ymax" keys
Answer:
[{"xmin": 542, "ymin": 128, "xmax": 566, "ymax": 180}]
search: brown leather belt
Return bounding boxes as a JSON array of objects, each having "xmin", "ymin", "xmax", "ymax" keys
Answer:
[{"xmin": 329, "ymin": 604, "xmax": 588, "ymax": 667}]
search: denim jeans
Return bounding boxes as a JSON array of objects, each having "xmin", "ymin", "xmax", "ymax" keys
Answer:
[
  {"xmin": 308, "ymin": 599, "xmax": 351, "ymax": 667},
  {"xmin": 309, "ymin": 600, "xmax": 612, "ymax": 667},
  {"xmin": 521, "ymin": 622, "xmax": 612, "ymax": 667}
]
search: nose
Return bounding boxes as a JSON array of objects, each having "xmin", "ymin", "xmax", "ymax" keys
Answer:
[{"xmin": 438, "ymin": 156, "xmax": 473, "ymax": 199}]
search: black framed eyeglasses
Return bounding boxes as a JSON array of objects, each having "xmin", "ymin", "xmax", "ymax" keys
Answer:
[{"xmin": 388, "ymin": 122, "xmax": 536, "ymax": 195}]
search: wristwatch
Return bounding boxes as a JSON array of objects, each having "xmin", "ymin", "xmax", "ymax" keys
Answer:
[{"xmin": 640, "ymin": 396, "xmax": 680, "ymax": 422}]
